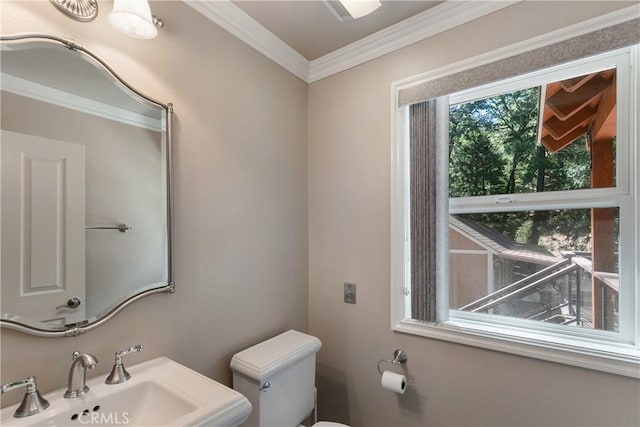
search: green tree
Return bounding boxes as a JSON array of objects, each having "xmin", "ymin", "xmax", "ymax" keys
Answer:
[
  {"xmin": 449, "ymin": 102, "xmax": 505, "ymax": 197},
  {"xmin": 449, "ymin": 86, "xmax": 593, "ymax": 249}
]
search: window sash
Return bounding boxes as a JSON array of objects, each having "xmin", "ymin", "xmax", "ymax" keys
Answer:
[
  {"xmin": 448, "ymin": 201, "xmax": 633, "ymax": 343},
  {"xmin": 449, "ymin": 48, "xmax": 632, "ymax": 199}
]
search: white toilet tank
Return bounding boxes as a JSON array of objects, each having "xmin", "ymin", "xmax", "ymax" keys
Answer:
[{"xmin": 230, "ymin": 330, "xmax": 322, "ymax": 427}]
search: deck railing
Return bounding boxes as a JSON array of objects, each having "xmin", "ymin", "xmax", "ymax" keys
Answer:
[{"xmin": 458, "ymin": 253, "xmax": 619, "ymax": 331}]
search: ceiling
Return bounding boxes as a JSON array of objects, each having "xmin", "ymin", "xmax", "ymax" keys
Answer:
[
  {"xmin": 231, "ymin": 1, "xmax": 442, "ymax": 60},
  {"xmin": 185, "ymin": 1, "xmax": 519, "ymax": 82}
]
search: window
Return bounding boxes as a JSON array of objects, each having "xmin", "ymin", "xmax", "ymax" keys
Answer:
[{"xmin": 391, "ymin": 46, "xmax": 639, "ymax": 376}]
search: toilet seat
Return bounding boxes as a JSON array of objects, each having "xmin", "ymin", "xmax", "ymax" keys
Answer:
[{"xmin": 313, "ymin": 422, "xmax": 350, "ymax": 427}]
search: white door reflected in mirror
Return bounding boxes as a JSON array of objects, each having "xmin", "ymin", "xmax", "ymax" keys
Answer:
[{"xmin": 1, "ymin": 130, "xmax": 86, "ymax": 325}]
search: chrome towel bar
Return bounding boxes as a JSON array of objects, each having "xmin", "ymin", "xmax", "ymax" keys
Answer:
[{"xmin": 85, "ymin": 223, "xmax": 132, "ymax": 233}]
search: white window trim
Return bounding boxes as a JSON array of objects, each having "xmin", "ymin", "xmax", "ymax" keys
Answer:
[{"xmin": 390, "ymin": 36, "xmax": 640, "ymax": 377}]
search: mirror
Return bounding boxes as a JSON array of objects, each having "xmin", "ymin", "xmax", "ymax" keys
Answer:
[{"xmin": 0, "ymin": 34, "xmax": 174, "ymax": 336}]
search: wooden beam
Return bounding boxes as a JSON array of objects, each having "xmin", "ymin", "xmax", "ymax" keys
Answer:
[
  {"xmin": 559, "ymin": 73, "xmax": 597, "ymax": 93},
  {"xmin": 546, "ymin": 75, "xmax": 611, "ymax": 120},
  {"xmin": 543, "ymin": 105, "xmax": 596, "ymax": 139},
  {"xmin": 590, "ymin": 75, "xmax": 617, "ymax": 141},
  {"xmin": 590, "ymin": 138, "xmax": 615, "ymax": 331},
  {"xmin": 541, "ymin": 126, "xmax": 586, "ymax": 153}
]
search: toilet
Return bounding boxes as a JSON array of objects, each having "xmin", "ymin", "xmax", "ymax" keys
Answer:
[{"xmin": 230, "ymin": 330, "xmax": 349, "ymax": 427}]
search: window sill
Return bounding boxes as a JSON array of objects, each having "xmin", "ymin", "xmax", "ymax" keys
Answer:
[{"xmin": 392, "ymin": 317, "xmax": 640, "ymax": 378}]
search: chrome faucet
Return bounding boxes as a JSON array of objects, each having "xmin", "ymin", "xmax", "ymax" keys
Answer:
[
  {"xmin": 1, "ymin": 376, "xmax": 50, "ymax": 418},
  {"xmin": 63, "ymin": 351, "xmax": 98, "ymax": 399}
]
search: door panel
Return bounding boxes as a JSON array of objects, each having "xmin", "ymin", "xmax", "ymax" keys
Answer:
[{"xmin": 1, "ymin": 130, "xmax": 86, "ymax": 324}]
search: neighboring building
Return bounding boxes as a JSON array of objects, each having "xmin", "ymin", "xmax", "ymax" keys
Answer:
[{"xmin": 449, "ymin": 215, "xmax": 560, "ymax": 309}]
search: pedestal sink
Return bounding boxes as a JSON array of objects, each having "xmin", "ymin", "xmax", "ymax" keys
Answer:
[{"xmin": 0, "ymin": 357, "xmax": 251, "ymax": 426}]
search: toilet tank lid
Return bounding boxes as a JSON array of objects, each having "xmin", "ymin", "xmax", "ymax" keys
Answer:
[{"xmin": 230, "ymin": 330, "xmax": 322, "ymax": 381}]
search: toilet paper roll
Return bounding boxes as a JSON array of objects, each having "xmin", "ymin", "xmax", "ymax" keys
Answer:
[{"xmin": 381, "ymin": 370, "xmax": 406, "ymax": 394}]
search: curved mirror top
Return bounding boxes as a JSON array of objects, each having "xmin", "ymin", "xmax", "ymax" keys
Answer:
[{"xmin": 0, "ymin": 35, "xmax": 174, "ymax": 336}]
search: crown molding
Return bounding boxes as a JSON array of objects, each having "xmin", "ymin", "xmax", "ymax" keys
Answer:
[
  {"xmin": 184, "ymin": 0, "xmax": 310, "ymax": 82},
  {"xmin": 308, "ymin": 1, "xmax": 520, "ymax": 83},
  {"xmin": 1, "ymin": 73, "xmax": 163, "ymax": 131},
  {"xmin": 183, "ymin": 1, "xmax": 638, "ymax": 84},
  {"xmin": 183, "ymin": 0, "xmax": 520, "ymax": 83}
]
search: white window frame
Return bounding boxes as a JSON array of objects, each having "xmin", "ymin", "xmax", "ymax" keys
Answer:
[{"xmin": 390, "ymin": 45, "xmax": 640, "ymax": 378}]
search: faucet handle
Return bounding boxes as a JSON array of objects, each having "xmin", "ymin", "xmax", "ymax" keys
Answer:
[
  {"xmin": 114, "ymin": 345, "xmax": 143, "ymax": 363},
  {"xmin": 1, "ymin": 376, "xmax": 50, "ymax": 418},
  {"xmin": 105, "ymin": 345, "xmax": 143, "ymax": 385}
]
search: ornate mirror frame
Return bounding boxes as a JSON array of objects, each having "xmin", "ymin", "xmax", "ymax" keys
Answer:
[{"xmin": 0, "ymin": 34, "xmax": 175, "ymax": 337}]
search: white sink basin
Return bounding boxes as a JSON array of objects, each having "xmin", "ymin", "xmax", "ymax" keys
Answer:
[{"xmin": 0, "ymin": 357, "xmax": 251, "ymax": 426}]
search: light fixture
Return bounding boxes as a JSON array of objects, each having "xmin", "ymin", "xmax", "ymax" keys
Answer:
[
  {"xmin": 49, "ymin": 0, "xmax": 163, "ymax": 39},
  {"xmin": 49, "ymin": 0, "xmax": 98, "ymax": 22},
  {"xmin": 325, "ymin": 0, "xmax": 382, "ymax": 21},
  {"xmin": 340, "ymin": 0, "xmax": 382, "ymax": 19},
  {"xmin": 108, "ymin": 0, "xmax": 163, "ymax": 39}
]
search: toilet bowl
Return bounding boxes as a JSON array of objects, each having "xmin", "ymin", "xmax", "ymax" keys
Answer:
[{"xmin": 230, "ymin": 330, "xmax": 351, "ymax": 427}]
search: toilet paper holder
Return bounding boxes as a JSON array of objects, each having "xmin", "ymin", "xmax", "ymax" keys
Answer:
[{"xmin": 377, "ymin": 349, "xmax": 409, "ymax": 376}]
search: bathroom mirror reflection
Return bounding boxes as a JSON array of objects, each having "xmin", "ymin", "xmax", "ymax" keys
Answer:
[{"xmin": 0, "ymin": 34, "xmax": 174, "ymax": 336}]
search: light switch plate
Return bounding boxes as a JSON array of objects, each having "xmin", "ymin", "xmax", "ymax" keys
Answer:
[{"xmin": 344, "ymin": 283, "xmax": 356, "ymax": 304}]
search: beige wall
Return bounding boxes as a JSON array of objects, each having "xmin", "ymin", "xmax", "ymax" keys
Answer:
[
  {"xmin": 1, "ymin": 0, "xmax": 308, "ymax": 407},
  {"xmin": 308, "ymin": 1, "xmax": 640, "ymax": 426}
]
